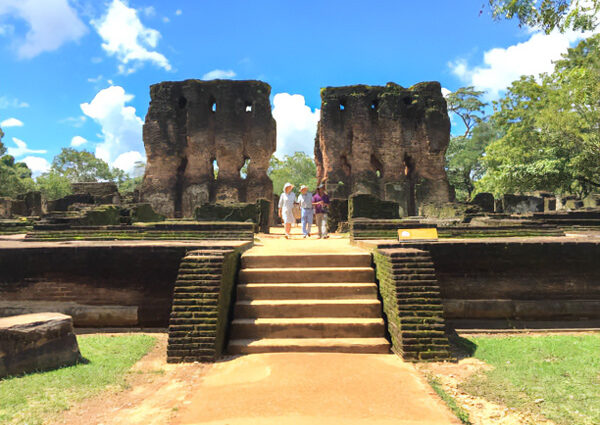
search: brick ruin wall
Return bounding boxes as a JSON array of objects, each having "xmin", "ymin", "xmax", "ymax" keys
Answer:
[
  {"xmin": 140, "ymin": 80, "xmax": 276, "ymax": 218},
  {"xmin": 1, "ymin": 242, "xmax": 599, "ymax": 328},
  {"xmin": 315, "ymin": 82, "xmax": 453, "ymax": 216}
]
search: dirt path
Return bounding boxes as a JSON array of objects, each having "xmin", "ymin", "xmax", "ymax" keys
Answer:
[
  {"xmin": 51, "ymin": 333, "xmax": 207, "ymax": 425},
  {"xmin": 172, "ymin": 353, "xmax": 460, "ymax": 425}
]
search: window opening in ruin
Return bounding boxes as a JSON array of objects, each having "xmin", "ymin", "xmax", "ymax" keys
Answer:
[
  {"xmin": 339, "ymin": 100, "xmax": 346, "ymax": 111},
  {"xmin": 178, "ymin": 96, "xmax": 187, "ymax": 109},
  {"xmin": 371, "ymin": 154, "xmax": 383, "ymax": 179},
  {"xmin": 403, "ymin": 154, "xmax": 417, "ymax": 216},
  {"xmin": 403, "ymin": 96, "xmax": 412, "ymax": 106},
  {"xmin": 371, "ymin": 100, "xmax": 378, "ymax": 111},
  {"xmin": 240, "ymin": 158, "xmax": 250, "ymax": 179},
  {"xmin": 245, "ymin": 102, "xmax": 252, "ymax": 112},
  {"xmin": 209, "ymin": 96, "xmax": 217, "ymax": 113},
  {"xmin": 212, "ymin": 158, "xmax": 219, "ymax": 180},
  {"xmin": 340, "ymin": 154, "xmax": 351, "ymax": 176}
]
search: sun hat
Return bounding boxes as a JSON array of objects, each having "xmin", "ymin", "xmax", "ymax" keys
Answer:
[
  {"xmin": 300, "ymin": 185, "xmax": 308, "ymax": 191},
  {"xmin": 283, "ymin": 182, "xmax": 294, "ymax": 191}
]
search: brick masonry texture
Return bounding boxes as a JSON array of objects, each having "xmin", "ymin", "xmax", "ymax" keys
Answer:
[
  {"xmin": 167, "ymin": 248, "xmax": 243, "ymax": 363},
  {"xmin": 373, "ymin": 248, "xmax": 452, "ymax": 362}
]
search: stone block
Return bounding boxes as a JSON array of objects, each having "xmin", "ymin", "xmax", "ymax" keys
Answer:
[
  {"xmin": 17, "ymin": 191, "xmax": 45, "ymax": 216},
  {"xmin": 327, "ymin": 199, "xmax": 349, "ymax": 233},
  {"xmin": 583, "ymin": 194, "xmax": 600, "ymax": 208},
  {"xmin": 49, "ymin": 193, "xmax": 95, "ymax": 212},
  {"xmin": 130, "ymin": 203, "xmax": 165, "ymax": 223},
  {"xmin": 502, "ymin": 194, "xmax": 543, "ymax": 214},
  {"xmin": 471, "ymin": 192, "xmax": 494, "ymax": 213},
  {"xmin": 80, "ymin": 205, "xmax": 121, "ymax": 225},
  {"xmin": 195, "ymin": 202, "xmax": 258, "ymax": 224},
  {"xmin": 0, "ymin": 313, "xmax": 82, "ymax": 378},
  {"xmin": 0, "ymin": 198, "xmax": 11, "ymax": 218},
  {"xmin": 349, "ymin": 194, "xmax": 400, "ymax": 219},
  {"xmin": 544, "ymin": 197, "xmax": 557, "ymax": 212}
]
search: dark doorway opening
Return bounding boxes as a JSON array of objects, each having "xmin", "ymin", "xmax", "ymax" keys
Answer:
[
  {"xmin": 174, "ymin": 157, "xmax": 188, "ymax": 218},
  {"xmin": 403, "ymin": 154, "xmax": 417, "ymax": 216}
]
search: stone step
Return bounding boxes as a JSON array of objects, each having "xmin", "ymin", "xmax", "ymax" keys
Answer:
[
  {"xmin": 228, "ymin": 338, "xmax": 390, "ymax": 354},
  {"xmin": 241, "ymin": 252, "xmax": 372, "ymax": 269},
  {"xmin": 230, "ymin": 318, "xmax": 386, "ymax": 338},
  {"xmin": 239, "ymin": 267, "xmax": 375, "ymax": 284},
  {"xmin": 237, "ymin": 282, "xmax": 378, "ymax": 300},
  {"xmin": 234, "ymin": 299, "xmax": 382, "ymax": 318}
]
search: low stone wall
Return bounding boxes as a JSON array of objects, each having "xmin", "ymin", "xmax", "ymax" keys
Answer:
[
  {"xmin": 0, "ymin": 243, "xmax": 250, "ymax": 327},
  {"xmin": 374, "ymin": 240, "xmax": 600, "ymax": 322}
]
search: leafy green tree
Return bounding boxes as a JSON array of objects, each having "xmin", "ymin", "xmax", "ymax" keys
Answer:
[
  {"xmin": 0, "ymin": 154, "xmax": 36, "ymax": 198},
  {"xmin": 118, "ymin": 161, "xmax": 145, "ymax": 193},
  {"xmin": 487, "ymin": 0, "xmax": 600, "ymax": 33},
  {"xmin": 477, "ymin": 34, "xmax": 600, "ymax": 197},
  {"xmin": 445, "ymin": 87, "xmax": 493, "ymax": 200},
  {"xmin": 51, "ymin": 148, "xmax": 121, "ymax": 183},
  {"xmin": 35, "ymin": 171, "xmax": 72, "ymax": 200},
  {"xmin": 269, "ymin": 152, "xmax": 317, "ymax": 195},
  {"xmin": 0, "ymin": 127, "xmax": 5, "ymax": 156}
]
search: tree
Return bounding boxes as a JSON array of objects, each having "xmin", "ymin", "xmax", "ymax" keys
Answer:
[
  {"xmin": 476, "ymin": 34, "xmax": 600, "ymax": 197},
  {"xmin": 0, "ymin": 126, "xmax": 5, "ymax": 156},
  {"xmin": 36, "ymin": 171, "xmax": 72, "ymax": 200},
  {"xmin": 487, "ymin": 0, "xmax": 600, "ymax": 33},
  {"xmin": 0, "ymin": 154, "xmax": 36, "ymax": 198},
  {"xmin": 118, "ymin": 161, "xmax": 145, "ymax": 193},
  {"xmin": 268, "ymin": 152, "xmax": 317, "ymax": 195},
  {"xmin": 51, "ymin": 148, "xmax": 121, "ymax": 183},
  {"xmin": 445, "ymin": 87, "xmax": 493, "ymax": 200}
]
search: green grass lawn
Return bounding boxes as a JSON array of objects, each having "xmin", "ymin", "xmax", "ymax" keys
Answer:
[
  {"xmin": 0, "ymin": 334, "xmax": 156, "ymax": 425},
  {"xmin": 461, "ymin": 334, "xmax": 600, "ymax": 425}
]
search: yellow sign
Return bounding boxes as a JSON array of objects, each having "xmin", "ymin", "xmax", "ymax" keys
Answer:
[{"xmin": 398, "ymin": 228, "xmax": 438, "ymax": 240}]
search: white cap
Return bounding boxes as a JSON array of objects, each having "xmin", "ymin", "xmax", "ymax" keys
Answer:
[
  {"xmin": 283, "ymin": 182, "xmax": 294, "ymax": 190},
  {"xmin": 300, "ymin": 185, "xmax": 308, "ymax": 191}
]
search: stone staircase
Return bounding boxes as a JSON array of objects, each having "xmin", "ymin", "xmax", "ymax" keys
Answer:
[{"xmin": 228, "ymin": 252, "xmax": 390, "ymax": 354}]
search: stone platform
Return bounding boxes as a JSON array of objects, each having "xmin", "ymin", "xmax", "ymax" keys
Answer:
[{"xmin": 0, "ymin": 312, "xmax": 81, "ymax": 378}]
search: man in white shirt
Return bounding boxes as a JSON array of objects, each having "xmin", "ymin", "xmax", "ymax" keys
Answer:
[{"xmin": 297, "ymin": 185, "xmax": 314, "ymax": 238}]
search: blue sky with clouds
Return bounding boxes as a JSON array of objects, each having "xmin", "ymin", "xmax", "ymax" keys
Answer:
[{"xmin": 0, "ymin": 0, "xmax": 595, "ymax": 176}]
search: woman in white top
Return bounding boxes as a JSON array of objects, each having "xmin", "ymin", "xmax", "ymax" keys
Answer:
[{"xmin": 278, "ymin": 182, "xmax": 296, "ymax": 239}]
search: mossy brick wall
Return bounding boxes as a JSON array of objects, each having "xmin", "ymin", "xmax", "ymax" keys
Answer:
[
  {"xmin": 378, "ymin": 240, "xmax": 600, "ymax": 322},
  {"xmin": 0, "ymin": 244, "xmax": 248, "ymax": 326},
  {"xmin": 167, "ymin": 247, "xmax": 245, "ymax": 363},
  {"xmin": 194, "ymin": 199, "xmax": 272, "ymax": 233},
  {"xmin": 326, "ymin": 199, "xmax": 348, "ymax": 233},
  {"xmin": 373, "ymin": 248, "xmax": 452, "ymax": 362}
]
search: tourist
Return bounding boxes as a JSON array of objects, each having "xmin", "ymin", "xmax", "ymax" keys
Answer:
[
  {"xmin": 297, "ymin": 185, "xmax": 314, "ymax": 238},
  {"xmin": 278, "ymin": 182, "xmax": 296, "ymax": 239},
  {"xmin": 313, "ymin": 184, "xmax": 330, "ymax": 239}
]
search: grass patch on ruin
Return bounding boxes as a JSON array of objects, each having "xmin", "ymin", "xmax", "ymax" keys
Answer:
[
  {"xmin": 461, "ymin": 334, "xmax": 600, "ymax": 425},
  {"xmin": 0, "ymin": 334, "xmax": 156, "ymax": 425}
]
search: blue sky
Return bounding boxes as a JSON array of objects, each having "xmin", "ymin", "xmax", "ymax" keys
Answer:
[{"xmin": 0, "ymin": 0, "xmax": 594, "ymax": 176}]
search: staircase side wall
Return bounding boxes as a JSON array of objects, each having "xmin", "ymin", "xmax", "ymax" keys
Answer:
[{"xmin": 373, "ymin": 248, "xmax": 453, "ymax": 362}]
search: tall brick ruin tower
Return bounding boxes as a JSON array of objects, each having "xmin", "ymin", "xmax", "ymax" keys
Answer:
[
  {"xmin": 315, "ymin": 82, "xmax": 453, "ymax": 215},
  {"xmin": 141, "ymin": 80, "xmax": 276, "ymax": 218}
]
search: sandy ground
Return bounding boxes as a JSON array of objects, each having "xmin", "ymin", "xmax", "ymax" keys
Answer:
[
  {"xmin": 172, "ymin": 353, "xmax": 460, "ymax": 425},
  {"xmin": 51, "ymin": 333, "xmax": 208, "ymax": 425},
  {"xmin": 52, "ymin": 333, "xmax": 459, "ymax": 425}
]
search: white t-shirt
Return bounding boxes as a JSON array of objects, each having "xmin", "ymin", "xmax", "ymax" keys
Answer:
[
  {"xmin": 278, "ymin": 191, "xmax": 296, "ymax": 212},
  {"xmin": 297, "ymin": 192, "xmax": 313, "ymax": 209}
]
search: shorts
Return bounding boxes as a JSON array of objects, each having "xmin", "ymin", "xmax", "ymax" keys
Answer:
[{"xmin": 282, "ymin": 208, "xmax": 295, "ymax": 224}]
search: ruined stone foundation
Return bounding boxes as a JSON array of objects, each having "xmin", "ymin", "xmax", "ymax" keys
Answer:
[
  {"xmin": 315, "ymin": 82, "xmax": 453, "ymax": 216},
  {"xmin": 141, "ymin": 80, "xmax": 276, "ymax": 218}
]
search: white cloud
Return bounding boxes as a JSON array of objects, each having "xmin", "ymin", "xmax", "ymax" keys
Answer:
[
  {"xmin": 441, "ymin": 87, "xmax": 451, "ymax": 98},
  {"xmin": 0, "ymin": 0, "xmax": 87, "ymax": 59},
  {"xmin": 113, "ymin": 150, "xmax": 145, "ymax": 174},
  {"xmin": 87, "ymin": 75, "xmax": 103, "ymax": 83},
  {"xmin": 92, "ymin": 0, "xmax": 171, "ymax": 74},
  {"xmin": 21, "ymin": 156, "xmax": 50, "ymax": 176},
  {"xmin": 70, "ymin": 135, "xmax": 87, "ymax": 147},
  {"xmin": 60, "ymin": 115, "xmax": 87, "ymax": 127},
  {"xmin": 449, "ymin": 29, "xmax": 596, "ymax": 99},
  {"xmin": 0, "ymin": 96, "xmax": 29, "ymax": 109},
  {"xmin": 202, "ymin": 69, "xmax": 236, "ymax": 80},
  {"xmin": 0, "ymin": 117, "xmax": 23, "ymax": 127},
  {"xmin": 175, "ymin": 9, "xmax": 182, "ymax": 16},
  {"xmin": 162, "ymin": 16, "xmax": 170, "ymax": 23},
  {"xmin": 7, "ymin": 137, "xmax": 46, "ymax": 157},
  {"xmin": 80, "ymin": 85, "xmax": 144, "ymax": 168},
  {"xmin": 142, "ymin": 6, "xmax": 155, "ymax": 17},
  {"xmin": 272, "ymin": 93, "xmax": 320, "ymax": 158}
]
